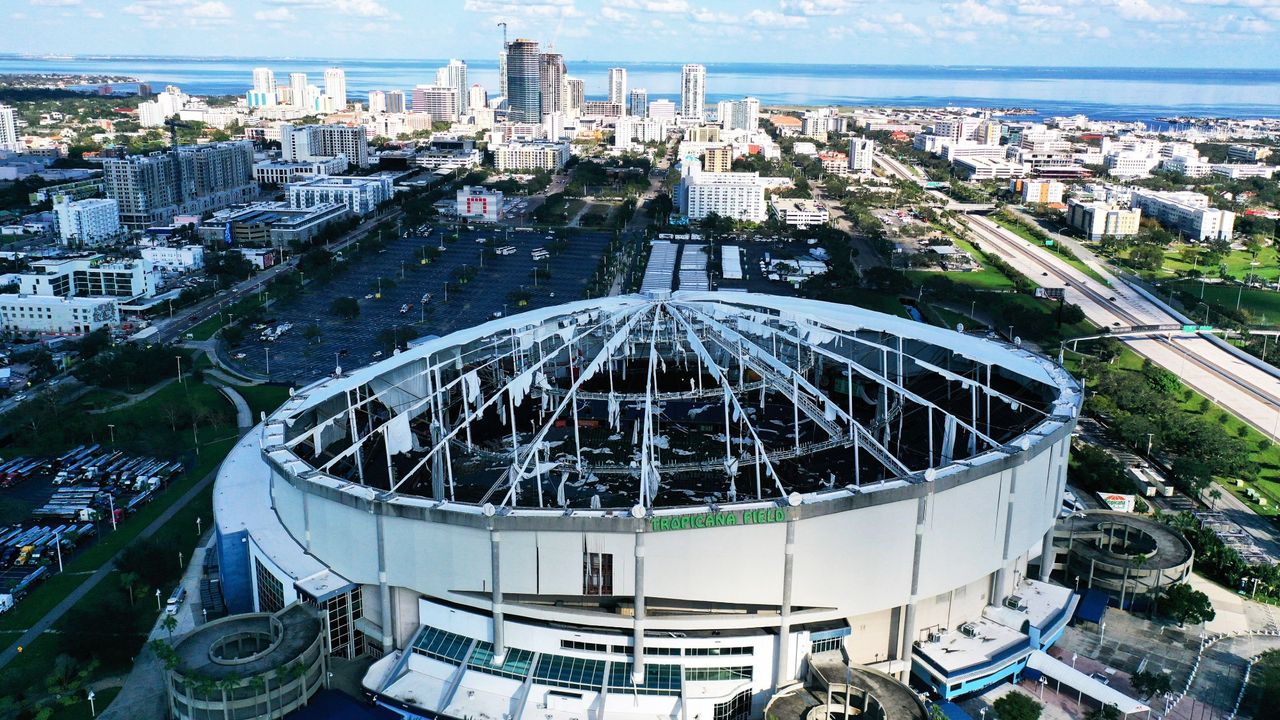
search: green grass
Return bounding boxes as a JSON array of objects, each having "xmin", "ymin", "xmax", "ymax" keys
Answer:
[
  {"xmin": 1241, "ymin": 649, "xmax": 1280, "ymax": 717},
  {"xmin": 230, "ymin": 384, "xmax": 292, "ymax": 419},
  {"xmin": 51, "ymin": 686, "xmax": 120, "ymax": 720},
  {"xmin": 990, "ymin": 214, "xmax": 1111, "ymax": 286},
  {"xmin": 77, "ymin": 389, "xmax": 129, "ymax": 411},
  {"xmin": 907, "ymin": 236, "xmax": 1019, "ymax": 291},
  {"xmin": 1125, "ymin": 243, "xmax": 1280, "ymax": 283},
  {"xmin": 1168, "ymin": 279, "xmax": 1280, "ymax": 326}
]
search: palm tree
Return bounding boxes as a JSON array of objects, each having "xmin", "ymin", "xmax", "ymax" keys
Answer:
[
  {"xmin": 161, "ymin": 613, "xmax": 178, "ymax": 642},
  {"xmin": 120, "ymin": 571, "xmax": 140, "ymax": 606},
  {"xmin": 246, "ymin": 675, "xmax": 267, "ymax": 717}
]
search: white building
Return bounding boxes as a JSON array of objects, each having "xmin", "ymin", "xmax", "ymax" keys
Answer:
[
  {"xmin": 953, "ymin": 157, "xmax": 1028, "ymax": 180},
  {"xmin": 494, "ymin": 141, "xmax": 571, "ymax": 172},
  {"xmin": 1066, "ymin": 199, "xmax": 1142, "ymax": 241},
  {"xmin": 324, "ymin": 68, "xmax": 348, "ymax": 110},
  {"xmin": 54, "ymin": 197, "xmax": 121, "ymax": 247},
  {"xmin": 287, "ymin": 175, "xmax": 393, "ymax": 217},
  {"xmin": 436, "ymin": 60, "xmax": 469, "ymax": 119},
  {"xmin": 19, "ymin": 255, "xmax": 156, "ymax": 299},
  {"xmin": 1130, "ymin": 189, "xmax": 1235, "ymax": 242},
  {"xmin": 141, "ymin": 244, "xmax": 205, "ymax": 272},
  {"xmin": 680, "ymin": 64, "xmax": 706, "ymax": 120},
  {"xmin": 771, "ymin": 198, "xmax": 830, "ymax": 226},
  {"xmin": 648, "ymin": 99, "xmax": 677, "ymax": 121},
  {"xmin": 607, "ymin": 67, "xmax": 628, "ymax": 108},
  {"xmin": 280, "ymin": 123, "xmax": 369, "ymax": 168},
  {"xmin": 468, "ymin": 84, "xmax": 489, "ymax": 112},
  {"xmin": 678, "ymin": 155, "xmax": 775, "ymax": 222},
  {"xmin": 412, "ymin": 85, "xmax": 457, "ymax": 123},
  {"xmin": 0, "ymin": 104, "xmax": 19, "ymax": 152},
  {"xmin": 848, "ymin": 137, "xmax": 875, "ymax": 175},
  {"xmin": 1103, "ymin": 150, "xmax": 1160, "ymax": 179},
  {"xmin": 289, "ymin": 73, "xmax": 308, "ymax": 110},
  {"xmin": 253, "ymin": 157, "xmax": 347, "ymax": 185},
  {"xmin": 455, "ymin": 186, "xmax": 503, "ymax": 222},
  {"xmin": 1211, "ymin": 163, "xmax": 1275, "ymax": 180},
  {"xmin": 1163, "ymin": 155, "xmax": 1211, "ymax": 178},
  {"xmin": 1015, "ymin": 179, "xmax": 1064, "ymax": 205},
  {"xmin": 0, "ymin": 295, "xmax": 119, "ymax": 336},
  {"xmin": 137, "ymin": 87, "xmax": 188, "ymax": 127},
  {"xmin": 720, "ymin": 97, "xmax": 760, "ymax": 132}
]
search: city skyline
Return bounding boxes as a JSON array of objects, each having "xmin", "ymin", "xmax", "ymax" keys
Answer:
[{"xmin": 7, "ymin": 0, "xmax": 1280, "ymax": 69}]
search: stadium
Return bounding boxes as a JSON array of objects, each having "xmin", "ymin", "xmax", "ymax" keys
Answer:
[{"xmin": 213, "ymin": 291, "xmax": 1083, "ymax": 719}]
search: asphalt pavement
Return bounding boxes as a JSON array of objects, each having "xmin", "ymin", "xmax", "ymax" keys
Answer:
[{"xmin": 227, "ymin": 227, "xmax": 615, "ymax": 384}]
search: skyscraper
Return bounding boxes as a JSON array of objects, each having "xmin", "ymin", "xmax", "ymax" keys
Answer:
[
  {"xmin": 412, "ymin": 86, "xmax": 458, "ymax": 122},
  {"xmin": 607, "ymin": 67, "xmax": 627, "ymax": 107},
  {"xmin": 498, "ymin": 44, "xmax": 508, "ymax": 98},
  {"xmin": 565, "ymin": 78, "xmax": 584, "ymax": 111},
  {"xmin": 468, "ymin": 84, "xmax": 489, "ymax": 112},
  {"xmin": 0, "ymin": 104, "xmax": 18, "ymax": 152},
  {"xmin": 680, "ymin": 64, "xmax": 706, "ymax": 120},
  {"xmin": 368, "ymin": 90, "xmax": 387, "ymax": 114},
  {"xmin": 721, "ymin": 97, "xmax": 760, "ymax": 131},
  {"xmin": 289, "ymin": 73, "xmax": 308, "ymax": 110},
  {"xmin": 252, "ymin": 67, "xmax": 275, "ymax": 93},
  {"xmin": 436, "ymin": 59, "xmax": 469, "ymax": 119},
  {"xmin": 504, "ymin": 39, "xmax": 541, "ymax": 123},
  {"xmin": 386, "ymin": 90, "xmax": 406, "ymax": 114},
  {"xmin": 324, "ymin": 67, "xmax": 347, "ymax": 110},
  {"xmin": 539, "ymin": 52, "xmax": 566, "ymax": 117},
  {"xmin": 628, "ymin": 89, "xmax": 648, "ymax": 119},
  {"xmin": 103, "ymin": 141, "xmax": 255, "ymax": 229}
]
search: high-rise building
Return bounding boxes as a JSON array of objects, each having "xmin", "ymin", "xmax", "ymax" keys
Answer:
[
  {"xmin": 648, "ymin": 98, "xmax": 677, "ymax": 121},
  {"xmin": 565, "ymin": 77, "xmax": 584, "ymax": 111},
  {"xmin": 386, "ymin": 90, "xmax": 406, "ymax": 114},
  {"xmin": 324, "ymin": 67, "xmax": 347, "ymax": 110},
  {"xmin": 468, "ymin": 84, "xmax": 489, "ymax": 112},
  {"xmin": 289, "ymin": 73, "xmax": 308, "ymax": 110},
  {"xmin": 628, "ymin": 89, "xmax": 648, "ymax": 119},
  {"xmin": 412, "ymin": 86, "xmax": 458, "ymax": 123},
  {"xmin": 103, "ymin": 141, "xmax": 256, "ymax": 229},
  {"xmin": 539, "ymin": 52, "xmax": 566, "ymax": 117},
  {"xmin": 505, "ymin": 39, "xmax": 541, "ymax": 123},
  {"xmin": 436, "ymin": 59, "xmax": 469, "ymax": 119},
  {"xmin": 720, "ymin": 97, "xmax": 760, "ymax": 131},
  {"xmin": 680, "ymin": 64, "xmax": 706, "ymax": 120},
  {"xmin": 498, "ymin": 44, "xmax": 508, "ymax": 98},
  {"xmin": 0, "ymin": 104, "xmax": 17, "ymax": 152},
  {"xmin": 54, "ymin": 197, "xmax": 121, "ymax": 247},
  {"xmin": 280, "ymin": 124, "xmax": 370, "ymax": 168},
  {"xmin": 848, "ymin": 137, "xmax": 875, "ymax": 175},
  {"xmin": 252, "ymin": 67, "xmax": 276, "ymax": 94},
  {"xmin": 368, "ymin": 90, "xmax": 387, "ymax": 114},
  {"xmin": 607, "ymin": 67, "xmax": 627, "ymax": 107}
]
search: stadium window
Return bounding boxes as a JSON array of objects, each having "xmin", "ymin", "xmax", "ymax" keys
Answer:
[{"xmin": 583, "ymin": 551, "xmax": 613, "ymax": 595}]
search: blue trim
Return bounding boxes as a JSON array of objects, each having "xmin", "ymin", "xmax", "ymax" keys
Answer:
[
  {"xmin": 215, "ymin": 527, "xmax": 253, "ymax": 614},
  {"xmin": 810, "ymin": 627, "xmax": 852, "ymax": 641}
]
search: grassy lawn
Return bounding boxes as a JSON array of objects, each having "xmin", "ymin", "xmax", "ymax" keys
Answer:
[
  {"xmin": 907, "ymin": 237, "xmax": 1019, "ymax": 291},
  {"xmin": 1240, "ymin": 649, "xmax": 1280, "ymax": 717},
  {"xmin": 229, "ymin": 384, "xmax": 291, "ymax": 420},
  {"xmin": 1167, "ymin": 279, "xmax": 1280, "ymax": 326},
  {"xmin": 990, "ymin": 214, "xmax": 1111, "ymax": 286},
  {"xmin": 77, "ymin": 388, "xmax": 129, "ymax": 411},
  {"xmin": 1074, "ymin": 343, "xmax": 1280, "ymax": 515}
]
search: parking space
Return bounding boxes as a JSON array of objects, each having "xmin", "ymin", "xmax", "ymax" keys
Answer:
[{"xmin": 227, "ymin": 227, "xmax": 616, "ymax": 383}]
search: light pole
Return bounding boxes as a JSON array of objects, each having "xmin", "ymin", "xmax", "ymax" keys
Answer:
[
  {"xmin": 196, "ymin": 516, "xmax": 202, "ymax": 536},
  {"xmin": 107, "ymin": 494, "xmax": 117, "ymax": 531},
  {"xmin": 1146, "ymin": 432, "xmax": 1154, "ymax": 455},
  {"xmin": 175, "ymin": 355, "xmax": 183, "ymax": 384},
  {"xmin": 155, "ymin": 588, "xmax": 162, "ymax": 612},
  {"xmin": 265, "ymin": 347, "xmax": 271, "ymax": 376},
  {"xmin": 55, "ymin": 528, "xmax": 63, "ymax": 573},
  {"xmin": 87, "ymin": 689, "xmax": 96, "ymax": 717},
  {"xmin": 178, "ymin": 551, "xmax": 184, "ymax": 568},
  {"xmin": 107, "ymin": 424, "xmax": 115, "ymax": 445}
]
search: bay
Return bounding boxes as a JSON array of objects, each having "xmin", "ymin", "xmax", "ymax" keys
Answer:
[{"xmin": 2, "ymin": 54, "xmax": 1279, "ymax": 122}]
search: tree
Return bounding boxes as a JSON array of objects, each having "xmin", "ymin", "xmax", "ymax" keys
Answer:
[
  {"xmin": 161, "ymin": 613, "xmax": 179, "ymax": 642},
  {"xmin": 329, "ymin": 296, "xmax": 360, "ymax": 320},
  {"xmin": 992, "ymin": 693, "xmax": 1042, "ymax": 720},
  {"xmin": 302, "ymin": 324, "xmax": 321, "ymax": 344},
  {"xmin": 1083, "ymin": 708, "xmax": 1121, "ymax": 720},
  {"xmin": 1162, "ymin": 583, "xmax": 1216, "ymax": 625},
  {"xmin": 1130, "ymin": 669, "xmax": 1173, "ymax": 697}
]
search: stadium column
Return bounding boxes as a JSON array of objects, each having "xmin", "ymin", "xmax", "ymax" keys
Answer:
[
  {"xmin": 774, "ymin": 518, "xmax": 796, "ymax": 687},
  {"xmin": 491, "ymin": 525, "xmax": 506, "ymax": 664},
  {"xmin": 374, "ymin": 495, "xmax": 394, "ymax": 653},
  {"xmin": 632, "ymin": 529, "xmax": 646, "ymax": 684},
  {"xmin": 1039, "ymin": 530, "xmax": 1056, "ymax": 583},
  {"xmin": 994, "ymin": 466, "xmax": 1021, "ymax": 604},
  {"xmin": 899, "ymin": 492, "xmax": 931, "ymax": 681}
]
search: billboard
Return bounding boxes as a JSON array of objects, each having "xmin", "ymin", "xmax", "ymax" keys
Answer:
[{"xmin": 1097, "ymin": 492, "xmax": 1137, "ymax": 513}]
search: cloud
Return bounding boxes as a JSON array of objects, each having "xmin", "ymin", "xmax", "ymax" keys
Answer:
[
  {"xmin": 780, "ymin": 0, "xmax": 860, "ymax": 14},
  {"xmin": 1112, "ymin": 0, "xmax": 1188, "ymax": 22},
  {"xmin": 29, "ymin": 0, "xmax": 81, "ymax": 6},
  {"xmin": 186, "ymin": 1, "xmax": 231, "ymax": 18},
  {"xmin": 463, "ymin": 0, "xmax": 579, "ymax": 17},
  {"xmin": 745, "ymin": 9, "xmax": 809, "ymax": 27},
  {"xmin": 263, "ymin": 0, "xmax": 395, "ymax": 18},
  {"xmin": 643, "ymin": 0, "xmax": 691, "ymax": 12},
  {"xmin": 254, "ymin": 7, "xmax": 293, "ymax": 21}
]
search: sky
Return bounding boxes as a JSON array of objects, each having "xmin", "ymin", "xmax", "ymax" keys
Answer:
[{"xmin": 7, "ymin": 0, "xmax": 1280, "ymax": 68}]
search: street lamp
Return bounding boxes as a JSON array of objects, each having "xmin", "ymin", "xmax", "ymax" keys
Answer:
[
  {"xmin": 107, "ymin": 494, "xmax": 117, "ymax": 531},
  {"xmin": 265, "ymin": 347, "xmax": 271, "ymax": 376},
  {"xmin": 107, "ymin": 424, "xmax": 115, "ymax": 445},
  {"xmin": 175, "ymin": 355, "xmax": 183, "ymax": 384},
  {"xmin": 155, "ymin": 588, "xmax": 162, "ymax": 611},
  {"xmin": 87, "ymin": 689, "xmax": 96, "ymax": 717},
  {"xmin": 196, "ymin": 516, "xmax": 202, "ymax": 536}
]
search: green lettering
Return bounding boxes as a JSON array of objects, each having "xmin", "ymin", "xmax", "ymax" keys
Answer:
[
  {"xmin": 652, "ymin": 519, "xmax": 661, "ymax": 532},
  {"xmin": 727, "ymin": 512, "xmax": 737, "ymax": 525},
  {"xmin": 695, "ymin": 515, "xmax": 705, "ymax": 528}
]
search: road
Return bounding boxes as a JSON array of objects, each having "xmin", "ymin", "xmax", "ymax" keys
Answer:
[
  {"xmin": 875, "ymin": 153, "xmax": 1280, "ymax": 444},
  {"xmin": 147, "ymin": 209, "xmax": 402, "ymax": 346}
]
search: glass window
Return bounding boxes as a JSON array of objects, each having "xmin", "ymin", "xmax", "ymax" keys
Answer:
[
  {"xmin": 469, "ymin": 642, "xmax": 535, "ymax": 680},
  {"xmin": 254, "ymin": 558, "xmax": 284, "ymax": 613},
  {"xmin": 412, "ymin": 625, "xmax": 472, "ymax": 665},
  {"xmin": 713, "ymin": 690, "xmax": 753, "ymax": 720},
  {"xmin": 533, "ymin": 653, "xmax": 606, "ymax": 690},
  {"xmin": 685, "ymin": 646, "xmax": 752, "ymax": 656},
  {"xmin": 608, "ymin": 662, "xmax": 682, "ymax": 695},
  {"xmin": 684, "ymin": 666, "xmax": 752, "ymax": 682},
  {"xmin": 811, "ymin": 637, "xmax": 843, "ymax": 654}
]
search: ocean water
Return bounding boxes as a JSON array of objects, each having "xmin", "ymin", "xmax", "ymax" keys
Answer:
[{"xmin": 3, "ymin": 55, "xmax": 1279, "ymax": 122}]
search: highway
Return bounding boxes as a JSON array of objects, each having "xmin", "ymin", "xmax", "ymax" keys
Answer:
[{"xmin": 875, "ymin": 154, "xmax": 1280, "ymax": 442}]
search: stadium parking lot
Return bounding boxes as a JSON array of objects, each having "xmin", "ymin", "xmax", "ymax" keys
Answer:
[{"xmin": 227, "ymin": 226, "xmax": 616, "ymax": 383}]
